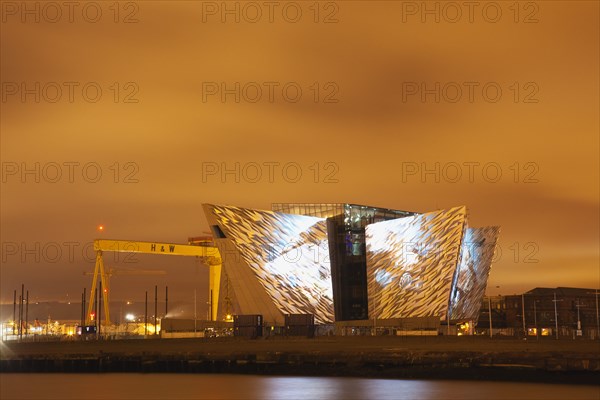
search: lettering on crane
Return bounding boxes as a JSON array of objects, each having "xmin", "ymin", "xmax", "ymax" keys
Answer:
[{"xmin": 149, "ymin": 243, "xmax": 176, "ymax": 253}]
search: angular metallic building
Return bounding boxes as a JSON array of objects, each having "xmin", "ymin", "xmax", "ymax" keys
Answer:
[
  {"xmin": 365, "ymin": 206, "xmax": 467, "ymax": 321},
  {"xmin": 202, "ymin": 203, "xmax": 499, "ymax": 326},
  {"xmin": 274, "ymin": 203, "xmax": 415, "ymax": 321},
  {"xmin": 203, "ymin": 204, "xmax": 334, "ymax": 325}
]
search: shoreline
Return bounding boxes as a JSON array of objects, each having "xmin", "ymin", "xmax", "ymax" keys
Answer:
[{"xmin": 2, "ymin": 337, "xmax": 598, "ymax": 385}]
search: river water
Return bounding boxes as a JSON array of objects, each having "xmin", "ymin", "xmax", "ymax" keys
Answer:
[{"xmin": 1, "ymin": 374, "xmax": 598, "ymax": 400}]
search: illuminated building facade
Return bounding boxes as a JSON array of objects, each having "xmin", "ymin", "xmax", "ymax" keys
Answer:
[
  {"xmin": 449, "ymin": 226, "xmax": 501, "ymax": 320},
  {"xmin": 203, "ymin": 204, "xmax": 334, "ymax": 325},
  {"xmin": 202, "ymin": 203, "xmax": 499, "ymax": 326},
  {"xmin": 365, "ymin": 206, "xmax": 467, "ymax": 321}
]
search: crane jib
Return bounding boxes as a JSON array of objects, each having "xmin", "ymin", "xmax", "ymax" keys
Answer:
[{"xmin": 93, "ymin": 239, "xmax": 219, "ymax": 258}]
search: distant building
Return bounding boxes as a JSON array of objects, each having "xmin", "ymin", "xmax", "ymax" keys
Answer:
[{"xmin": 480, "ymin": 287, "xmax": 599, "ymax": 339}]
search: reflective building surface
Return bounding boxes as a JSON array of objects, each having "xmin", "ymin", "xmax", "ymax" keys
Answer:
[
  {"xmin": 450, "ymin": 226, "xmax": 501, "ymax": 321},
  {"xmin": 204, "ymin": 204, "xmax": 334, "ymax": 324},
  {"xmin": 203, "ymin": 203, "xmax": 499, "ymax": 326},
  {"xmin": 365, "ymin": 206, "xmax": 467, "ymax": 320}
]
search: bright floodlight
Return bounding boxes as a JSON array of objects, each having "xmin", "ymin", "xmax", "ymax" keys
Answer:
[{"xmin": 125, "ymin": 314, "xmax": 135, "ymax": 321}]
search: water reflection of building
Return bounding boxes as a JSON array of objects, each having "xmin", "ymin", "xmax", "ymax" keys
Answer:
[{"xmin": 479, "ymin": 287, "xmax": 599, "ymax": 339}]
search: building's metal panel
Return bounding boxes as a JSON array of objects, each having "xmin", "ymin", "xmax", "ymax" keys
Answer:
[
  {"xmin": 365, "ymin": 206, "xmax": 467, "ymax": 320},
  {"xmin": 204, "ymin": 204, "xmax": 334, "ymax": 324},
  {"xmin": 203, "ymin": 205, "xmax": 282, "ymax": 324},
  {"xmin": 450, "ymin": 226, "xmax": 500, "ymax": 320}
]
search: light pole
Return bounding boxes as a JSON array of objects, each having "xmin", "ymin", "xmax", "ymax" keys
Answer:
[
  {"xmin": 521, "ymin": 293, "xmax": 526, "ymax": 337},
  {"xmin": 488, "ymin": 296, "xmax": 493, "ymax": 339},
  {"xmin": 533, "ymin": 299, "xmax": 538, "ymax": 340},
  {"xmin": 586, "ymin": 290, "xmax": 599, "ymax": 340},
  {"xmin": 522, "ymin": 292, "xmax": 538, "ymax": 339},
  {"xmin": 488, "ymin": 286, "xmax": 501, "ymax": 339},
  {"xmin": 552, "ymin": 292, "xmax": 563, "ymax": 340},
  {"xmin": 144, "ymin": 291, "xmax": 148, "ymax": 336}
]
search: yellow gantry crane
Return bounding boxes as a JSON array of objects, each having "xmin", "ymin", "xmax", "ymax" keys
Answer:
[{"xmin": 86, "ymin": 239, "xmax": 221, "ymax": 325}]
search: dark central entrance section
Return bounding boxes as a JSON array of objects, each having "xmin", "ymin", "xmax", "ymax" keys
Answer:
[
  {"xmin": 327, "ymin": 204, "xmax": 414, "ymax": 321},
  {"xmin": 271, "ymin": 203, "xmax": 415, "ymax": 322}
]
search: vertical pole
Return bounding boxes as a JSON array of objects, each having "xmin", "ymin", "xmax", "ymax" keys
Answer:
[
  {"xmin": 521, "ymin": 294, "xmax": 526, "ymax": 337},
  {"xmin": 488, "ymin": 297, "xmax": 493, "ymax": 339},
  {"xmin": 154, "ymin": 285, "xmax": 158, "ymax": 336},
  {"xmin": 94, "ymin": 288, "xmax": 98, "ymax": 336},
  {"xmin": 98, "ymin": 281, "xmax": 102, "ymax": 338},
  {"xmin": 144, "ymin": 291, "xmax": 148, "ymax": 336},
  {"xmin": 25, "ymin": 290, "xmax": 29, "ymax": 336},
  {"xmin": 18, "ymin": 295, "xmax": 22, "ymax": 339},
  {"xmin": 209, "ymin": 289, "xmax": 213, "ymax": 321},
  {"xmin": 165, "ymin": 286, "xmax": 168, "ymax": 318},
  {"xmin": 12, "ymin": 290, "xmax": 16, "ymax": 335},
  {"xmin": 533, "ymin": 300, "xmax": 538, "ymax": 340},
  {"xmin": 596, "ymin": 289, "xmax": 600, "ymax": 339},
  {"xmin": 194, "ymin": 289, "xmax": 197, "ymax": 335},
  {"xmin": 81, "ymin": 292, "xmax": 84, "ymax": 328},
  {"xmin": 17, "ymin": 296, "xmax": 23, "ymax": 339},
  {"xmin": 576, "ymin": 299, "xmax": 581, "ymax": 336},
  {"xmin": 83, "ymin": 288, "xmax": 86, "ymax": 326},
  {"xmin": 225, "ymin": 274, "xmax": 231, "ymax": 319},
  {"xmin": 554, "ymin": 292, "xmax": 559, "ymax": 340},
  {"xmin": 20, "ymin": 284, "xmax": 24, "ymax": 339}
]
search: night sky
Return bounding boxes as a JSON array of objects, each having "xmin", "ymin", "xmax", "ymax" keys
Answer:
[{"xmin": 1, "ymin": 1, "xmax": 598, "ymax": 312}]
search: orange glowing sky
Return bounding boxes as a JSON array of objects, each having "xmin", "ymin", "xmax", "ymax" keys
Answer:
[{"xmin": 1, "ymin": 1, "xmax": 598, "ymax": 306}]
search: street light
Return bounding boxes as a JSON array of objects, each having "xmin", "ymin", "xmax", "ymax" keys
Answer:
[
  {"xmin": 533, "ymin": 299, "xmax": 538, "ymax": 340},
  {"xmin": 521, "ymin": 292, "xmax": 540, "ymax": 339},
  {"xmin": 521, "ymin": 294, "xmax": 526, "ymax": 338},
  {"xmin": 488, "ymin": 286, "xmax": 500, "ymax": 339},
  {"xmin": 552, "ymin": 292, "xmax": 563, "ymax": 340},
  {"xmin": 596, "ymin": 290, "xmax": 599, "ymax": 340},
  {"xmin": 488, "ymin": 296, "xmax": 493, "ymax": 339}
]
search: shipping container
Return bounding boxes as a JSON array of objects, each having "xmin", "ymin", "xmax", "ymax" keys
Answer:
[
  {"xmin": 233, "ymin": 314, "xmax": 262, "ymax": 327},
  {"xmin": 285, "ymin": 314, "xmax": 314, "ymax": 326},
  {"xmin": 234, "ymin": 325, "xmax": 262, "ymax": 338}
]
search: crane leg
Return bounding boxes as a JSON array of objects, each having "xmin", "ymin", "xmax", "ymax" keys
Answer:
[
  {"xmin": 86, "ymin": 251, "xmax": 101, "ymax": 324},
  {"xmin": 98, "ymin": 254, "xmax": 111, "ymax": 324},
  {"xmin": 209, "ymin": 263, "xmax": 221, "ymax": 321}
]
